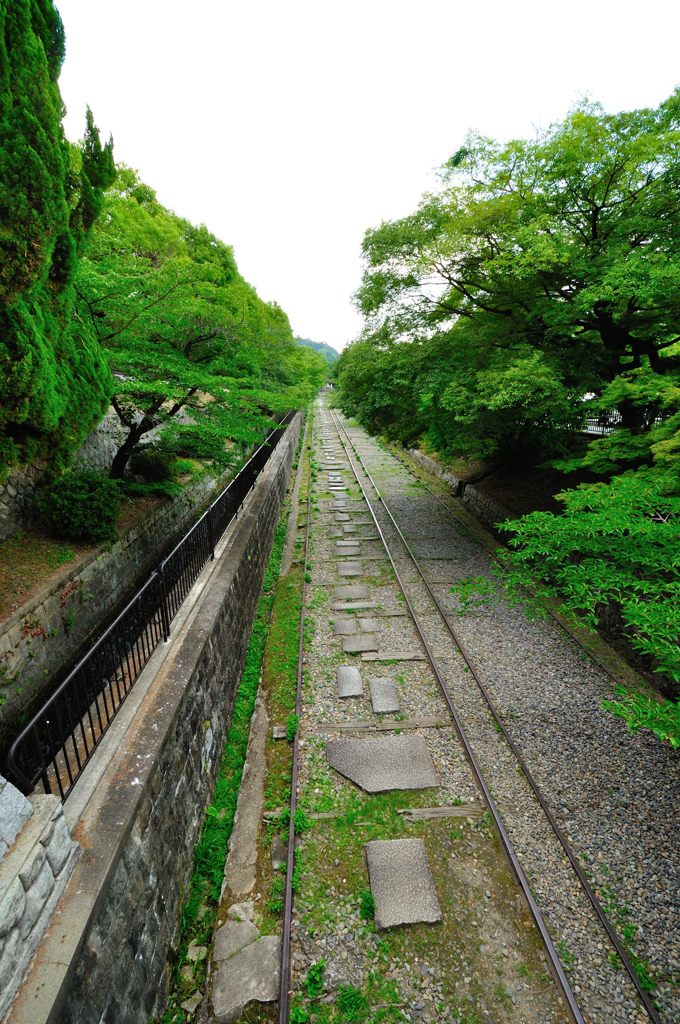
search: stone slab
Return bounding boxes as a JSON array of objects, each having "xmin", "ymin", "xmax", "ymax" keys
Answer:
[
  {"xmin": 333, "ymin": 618, "xmax": 358, "ymax": 636},
  {"xmin": 334, "ymin": 585, "xmax": 370, "ymax": 600},
  {"xmin": 335, "ymin": 544, "xmax": 360, "ymax": 556},
  {"xmin": 358, "ymin": 618, "xmax": 379, "ymax": 632},
  {"xmin": 342, "ymin": 634, "xmax": 379, "ymax": 653},
  {"xmin": 335, "ymin": 539, "xmax": 360, "ymax": 547},
  {"xmin": 342, "ymin": 525, "xmax": 358, "ymax": 534},
  {"xmin": 211, "ymin": 935, "xmax": 280, "ymax": 1023},
  {"xmin": 337, "ymin": 561, "xmax": 363, "ymax": 577},
  {"xmin": 335, "ymin": 513, "xmax": 351, "ymax": 522},
  {"xmin": 325, "ymin": 735, "xmax": 438, "ymax": 792},
  {"xmin": 362, "ymin": 651, "xmax": 426, "ymax": 662},
  {"xmin": 365, "ymin": 839, "xmax": 442, "ymax": 929},
  {"xmin": 213, "ymin": 919, "xmax": 259, "ymax": 961},
  {"xmin": 337, "ymin": 666, "xmax": 363, "ymax": 697},
  {"xmin": 369, "ymin": 677, "xmax": 400, "ymax": 714},
  {"xmin": 331, "ymin": 601, "xmax": 378, "ymax": 612}
]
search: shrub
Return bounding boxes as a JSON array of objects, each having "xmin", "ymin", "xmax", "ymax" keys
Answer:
[
  {"xmin": 36, "ymin": 472, "xmax": 122, "ymax": 542},
  {"xmin": 129, "ymin": 449, "xmax": 174, "ymax": 481}
]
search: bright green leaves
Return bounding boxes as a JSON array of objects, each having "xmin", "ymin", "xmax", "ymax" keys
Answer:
[
  {"xmin": 499, "ymin": 472, "xmax": 680, "ymax": 684},
  {"xmin": 0, "ymin": 1, "xmax": 114, "ymax": 476}
]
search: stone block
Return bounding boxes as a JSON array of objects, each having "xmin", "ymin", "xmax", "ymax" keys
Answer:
[
  {"xmin": 41, "ymin": 815, "xmax": 72, "ymax": 876},
  {"xmin": 325, "ymin": 735, "xmax": 439, "ymax": 792},
  {"xmin": 20, "ymin": 859, "xmax": 54, "ymax": 938},
  {"xmin": 365, "ymin": 838, "xmax": 441, "ymax": 929},
  {"xmin": 336, "ymin": 666, "xmax": 363, "ymax": 698},
  {"xmin": 0, "ymin": 926, "xmax": 21, "ymax": 991},
  {"xmin": 0, "ymin": 878, "xmax": 26, "ymax": 939},
  {"xmin": 0, "ymin": 778, "xmax": 33, "ymax": 849}
]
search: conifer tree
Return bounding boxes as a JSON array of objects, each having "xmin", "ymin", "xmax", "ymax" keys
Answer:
[{"xmin": 0, "ymin": 0, "xmax": 115, "ymax": 475}]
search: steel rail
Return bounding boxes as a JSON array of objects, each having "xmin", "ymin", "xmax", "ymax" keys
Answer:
[
  {"xmin": 328, "ymin": 408, "xmax": 587, "ymax": 1024},
  {"xmin": 334, "ymin": 413, "xmax": 662, "ymax": 1024},
  {"xmin": 384, "ymin": 441, "xmax": 635, "ymax": 693},
  {"xmin": 278, "ymin": 410, "xmax": 313, "ymax": 1024}
]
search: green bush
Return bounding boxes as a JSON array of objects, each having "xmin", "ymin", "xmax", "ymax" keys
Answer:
[
  {"xmin": 36, "ymin": 472, "xmax": 122, "ymax": 542},
  {"xmin": 129, "ymin": 449, "xmax": 174, "ymax": 481}
]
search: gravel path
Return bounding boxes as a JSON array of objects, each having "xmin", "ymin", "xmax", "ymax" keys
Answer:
[
  {"xmin": 288, "ymin": 407, "xmax": 574, "ymax": 1024},
  {"xmin": 336, "ymin": 409, "xmax": 679, "ymax": 1024}
]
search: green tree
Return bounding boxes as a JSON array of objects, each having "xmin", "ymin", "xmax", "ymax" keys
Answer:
[
  {"xmin": 77, "ymin": 169, "xmax": 324, "ymax": 476},
  {"xmin": 343, "ymin": 91, "xmax": 679, "ymax": 463},
  {"xmin": 339, "ymin": 92, "xmax": 680, "ymax": 695},
  {"xmin": 0, "ymin": 0, "xmax": 115, "ymax": 474}
]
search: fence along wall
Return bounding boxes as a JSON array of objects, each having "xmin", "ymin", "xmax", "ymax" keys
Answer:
[{"xmin": 5, "ymin": 412, "xmax": 302, "ymax": 1024}]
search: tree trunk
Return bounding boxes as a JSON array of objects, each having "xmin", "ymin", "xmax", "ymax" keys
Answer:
[{"xmin": 109, "ymin": 418, "xmax": 154, "ymax": 478}]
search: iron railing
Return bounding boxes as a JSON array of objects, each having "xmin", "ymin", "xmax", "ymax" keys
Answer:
[{"xmin": 6, "ymin": 411, "xmax": 296, "ymax": 800}]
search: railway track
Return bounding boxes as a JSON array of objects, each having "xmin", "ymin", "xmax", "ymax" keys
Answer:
[{"xmin": 274, "ymin": 402, "xmax": 661, "ymax": 1024}]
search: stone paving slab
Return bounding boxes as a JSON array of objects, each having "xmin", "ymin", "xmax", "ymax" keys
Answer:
[
  {"xmin": 333, "ymin": 618, "xmax": 358, "ymax": 636},
  {"xmin": 213, "ymin": 919, "xmax": 259, "ymax": 961},
  {"xmin": 337, "ymin": 665, "xmax": 364, "ymax": 697},
  {"xmin": 369, "ymin": 676, "xmax": 401, "ymax": 713},
  {"xmin": 331, "ymin": 600, "xmax": 379, "ymax": 612},
  {"xmin": 337, "ymin": 561, "xmax": 363, "ymax": 576},
  {"xmin": 325, "ymin": 735, "xmax": 439, "ymax": 792},
  {"xmin": 334, "ymin": 585, "xmax": 371, "ymax": 600},
  {"xmin": 365, "ymin": 839, "xmax": 442, "ymax": 929},
  {"xmin": 342, "ymin": 524, "xmax": 358, "ymax": 533},
  {"xmin": 335, "ymin": 513, "xmax": 351, "ymax": 522},
  {"xmin": 358, "ymin": 618, "xmax": 380, "ymax": 632},
  {"xmin": 362, "ymin": 651, "xmax": 426, "ymax": 662},
  {"xmin": 336, "ymin": 539, "xmax": 361, "ymax": 547},
  {"xmin": 342, "ymin": 634, "xmax": 379, "ymax": 653},
  {"xmin": 211, "ymin": 935, "xmax": 280, "ymax": 1023},
  {"xmin": 335, "ymin": 544, "xmax": 360, "ymax": 556}
]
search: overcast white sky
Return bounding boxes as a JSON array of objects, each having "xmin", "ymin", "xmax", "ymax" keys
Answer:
[{"xmin": 56, "ymin": 0, "xmax": 679, "ymax": 351}]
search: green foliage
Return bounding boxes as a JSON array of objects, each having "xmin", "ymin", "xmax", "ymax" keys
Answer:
[
  {"xmin": 286, "ymin": 712, "xmax": 300, "ymax": 741},
  {"xmin": 304, "ymin": 959, "xmax": 326, "ymax": 999},
  {"xmin": 602, "ymin": 686, "xmax": 680, "ymax": 748},
  {"xmin": 337, "ymin": 91, "xmax": 680, "ymax": 691},
  {"xmin": 359, "ymin": 887, "xmax": 376, "ymax": 920},
  {"xmin": 336, "ymin": 985, "xmax": 370, "ymax": 1021},
  {"xmin": 338, "ymin": 89, "xmax": 679, "ymax": 463},
  {"xmin": 296, "ymin": 336, "xmax": 339, "ymax": 366},
  {"xmin": 77, "ymin": 168, "xmax": 325, "ymax": 476},
  {"xmin": 498, "ymin": 471, "xmax": 680, "ymax": 686},
  {"xmin": 0, "ymin": 2, "xmax": 115, "ymax": 474},
  {"xmin": 129, "ymin": 449, "xmax": 174, "ymax": 482},
  {"xmin": 36, "ymin": 472, "xmax": 122, "ymax": 542}
]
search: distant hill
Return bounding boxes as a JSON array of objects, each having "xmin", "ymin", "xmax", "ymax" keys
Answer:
[{"xmin": 296, "ymin": 337, "xmax": 339, "ymax": 365}]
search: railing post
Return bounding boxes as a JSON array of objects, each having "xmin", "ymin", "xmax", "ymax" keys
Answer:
[
  {"xmin": 158, "ymin": 568, "xmax": 172, "ymax": 642},
  {"xmin": 207, "ymin": 505, "xmax": 216, "ymax": 561}
]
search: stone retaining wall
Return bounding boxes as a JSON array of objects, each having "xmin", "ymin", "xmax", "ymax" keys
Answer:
[
  {"xmin": 0, "ymin": 779, "xmax": 78, "ymax": 1020},
  {"xmin": 5, "ymin": 413, "xmax": 302, "ymax": 1024},
  {"xmin": 407, "ymin": 448, "xmax": 510, "ymax": 530},
  {"xmin": 0, "ymin": 464, "xmax": 234, "ymax": 756}
]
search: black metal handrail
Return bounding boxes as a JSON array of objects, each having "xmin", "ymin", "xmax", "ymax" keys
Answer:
[{"xmin": 6, "ymin": 411, "xmax": 296, "ymax": 800}]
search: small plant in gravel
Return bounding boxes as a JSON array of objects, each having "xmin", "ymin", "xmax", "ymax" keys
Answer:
[
  {"xmin": 294, "ymin": 807, "xmax": 311, "ymax": 834},
  {"xmin": 359, "ymin": 887, "xmax": 375, "ymax": 921},
  {"xmin": 305, "ymin": 959, "xmax": 326, "ymax": 998},
  {"xmin": 336, "ymin": 984, "xmax": 370, "ymax": 1021},
  {"xmin": 287, "ymin": 712, "xmax": 300, "ymax": 741}
]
